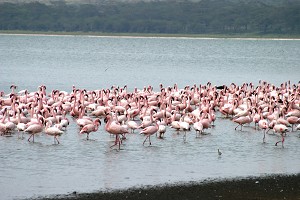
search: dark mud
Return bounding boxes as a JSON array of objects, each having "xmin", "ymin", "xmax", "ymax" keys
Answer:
[{"xmin": 33, "ymin": 173, "xmax": 300, "ymax": 200}]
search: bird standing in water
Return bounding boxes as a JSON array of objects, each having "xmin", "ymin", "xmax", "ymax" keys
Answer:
[{"xmin": 218, "ymin": 149, "xmax": 222, "ymax": 156}]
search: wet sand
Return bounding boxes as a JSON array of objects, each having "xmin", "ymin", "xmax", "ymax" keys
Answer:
[{"xmin": 36, "ymin": 173, "xmax": 300, "ymax": 200}]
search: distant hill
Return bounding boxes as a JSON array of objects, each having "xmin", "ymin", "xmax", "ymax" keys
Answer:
[
  {"xmin": 0, "ymin": 0, "xmax": 299, "ymax": 35},
  {"xmin": 0, "ymin": 0, "xmax": 299, "ymax": 5}
]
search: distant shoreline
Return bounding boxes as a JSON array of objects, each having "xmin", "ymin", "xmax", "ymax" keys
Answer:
[
  {"xmin": 35, "ymin": 173, "xmax": 300, "ymax": 200},
  {"xmin": 1, "ymin": 30, "xmax": 300, "ymax": 40}
]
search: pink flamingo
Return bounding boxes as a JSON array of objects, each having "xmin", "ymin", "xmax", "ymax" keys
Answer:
[
  {"xmin": 80, "ymin": 118, "xmax": 101, "ymax": 140},
  {"xmin": 104, "ymin": 115, "xmax": 128, "ymax": 150},
  {"xmin": 273, "ymin": 123, "xmax": 288, "ymax": 147},
  {"xmin": 285, "ymin": 109, "xmax": 300, "ymax": 118},
  {"xmin": 76, "ymin": 105, "xmax": 93, "ymax": 128},
  {"xmin": 138, "ymin": 108, "xmax": 155, "ymax": 129},
  {"xmin": 45, "ymin": 121, "xmax": 64, "ymax": 144},
  {"xmin": 0, "ymin": 111, "xmax": 7, "ymax": 135},
  {"xmin": 193, "ymin": 120, "xmax": 203, "ymax": 138},
  {"xmin": 140, "ymin": 120, "xmax": 159, "ymax": 146},
  {"xmin": 158, "ymin": 124, "xmax": 166, "ymax": 139},
  {"xmin": 233, "ymin": 115, "xmax": 252, "ymax": 131},
  {"xmin": 266, "ymin": 119, "xmax": 276, "ymax": 134},
  {"xmin": 199, "ymin": 111, "xmax": 212, "ymax": 133},
  {"xmin": 25, "ymin": 117, "xmax": 44, "ymax": 143},
  {"xmin": 59, "ymin": 117, "xmax": 70, "ymax": 130},
  {"xmin": 0, "ymin": 108, "xmax": 15, "ymax": 135},
  {"xmin": 258, "ymin": 116, "xmax": 268, "ymax": 143},
  {"xmin": 16, "ymin": 108, "xmax": 27, "ymax": 139},
  {"xmin": 170, "ymin": 111, "xmax": 181, "ymax": 131},
  {"xmin": 179, "ymin": 116, "xmax": 190, "ymax": 142},
  {"xmin": 126, "ymin": 113, "xmax": 139, "ymax": 133},
  {"xmin": 252, "ymin": 108, "xmax": 260, "ymax": 130},
  {"xmin": 286, "ymin": 116, "xmax": 300, "ymax": 131}
]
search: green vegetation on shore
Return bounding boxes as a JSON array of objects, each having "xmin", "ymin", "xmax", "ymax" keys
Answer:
[{"xmin": 0, "ymin": 0, "xmax": 299, "ymax": 36}]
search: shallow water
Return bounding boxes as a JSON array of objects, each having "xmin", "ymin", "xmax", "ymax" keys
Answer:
[
  {"xmin": 0, "ymin": 34, "xmax": 300, "ymax": 200},
  {"xmin": 1, "ymin": 34, "xmax": 300, "ymax": 92}
]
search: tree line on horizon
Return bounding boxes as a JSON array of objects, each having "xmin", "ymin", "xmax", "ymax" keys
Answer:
[{"xmin": 0, "ymin": 0, "xmax": 299, "ymax": 35}]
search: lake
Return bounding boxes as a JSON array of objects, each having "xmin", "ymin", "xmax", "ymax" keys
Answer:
[{"xmin": 0, "ymin": 34, "xmax": 300, "ymax": 200}]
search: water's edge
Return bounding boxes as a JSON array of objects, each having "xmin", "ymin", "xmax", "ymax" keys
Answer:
[
  {"xmin": 33, "ymin": 173, "xmax": 300, "ymax": 200},
  {"xmin": 1, "ymin": 32, "xmax": 300, "ymax": 40}
]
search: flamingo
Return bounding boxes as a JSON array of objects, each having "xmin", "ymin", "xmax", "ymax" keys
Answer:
[
  {"xmin": 158, "ymin": 124, "xmax": 166, "ymax": 139},
  {"xmin": 60, "ymin": 117, "xmax": 70, "ymax": 130},
  {"xmin": 273, "ymin": 123, "xmax": 288, "ymax": 147},
  {"xmin": 199, "ymin": 112, "xmax": 212, "ymax": 133},
  {"xmin": 138, "ymin": 108, "xmax": 155, "ymax": 129},
  {"xmin": 233, "ymin": 115, "xmax": 252, "ymax": 131},
  {"xmin": 80, "ymin": 118, "xmax": 101, "ymax": 140},
  {"xmin": 286, "ymin": 116, "xmax": 300, "ymax": 131},
  {"xmin": 258, "ymin": 117, "xmax": 268, "ymax": 143},
  {"xmin": 90, "ymin": 106, "xmax": 109, "ymax": 117},
  {"xmin": 285, "ymin": 109, "xmax": 300, "ymax": 118},
  {"xmin": 170, "ymin": 111, "xmax": 181, "ymax": 131},
  {"xmin": 266, "ymin": 119, "xmax": 276, "ymax": 134},
  {"xmin": 25, "ymin": 117, "xmax": 44, "ymax": 143},
  {"xmin": 104, "ymin": 115, "xmax": 128, "ymax": 150},
  {"xmin": 179, "ymin": 116, "xmax": 190, "ymax": 142},
  {"xmin": 76, "ymin": 106, "xmax": 93, "ymax": 128},
  {"xmin": 45, "ymin": 121, "xmax": 64, "ymax": 144},
  {"xmin": 0, "ymin": 113, "xmax": 6, "ymax": 135},
  {"xmin": 193, "ymin": 120, "xmax": 203, "ymax": 138},
  {"xmin": 252, "ymin": 109, "xmax": 260, "ymax": 130},
  {"xmin": 4, "ymin": 109, "xmax": 16, "ymax": 134},
  {"xmin": 140, "ymin": 120, "xmax": 159, "ymax": 146},
  {"xmin": 16, "ymin": 108, "xmax": 27, "ymax": 138}
]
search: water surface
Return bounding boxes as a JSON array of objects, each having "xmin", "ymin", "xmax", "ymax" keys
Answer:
[{"xmin": 0, "ymin": 34, "xmax": 300, "ymax": 200}]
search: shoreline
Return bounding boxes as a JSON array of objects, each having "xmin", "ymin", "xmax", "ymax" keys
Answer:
[
  {"xmin": 34, "ymin": 173, "xmax": 300, "ymax": 200},
  {"xmin": 1, "ymin": 30, "xmax": 300, "ymax": 40}
]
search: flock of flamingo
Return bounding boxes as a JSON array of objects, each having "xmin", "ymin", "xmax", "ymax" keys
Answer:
[{"xmin": 0, "ymin": 81, "xmax": 299, "ymax": 149}]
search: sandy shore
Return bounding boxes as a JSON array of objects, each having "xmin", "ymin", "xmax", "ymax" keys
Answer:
[{"xmin": 35, "ymin": 173, "xmax": 300, "ymax": 200}]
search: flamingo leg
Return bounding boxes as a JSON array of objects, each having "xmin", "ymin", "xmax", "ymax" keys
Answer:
[
  {"xmin": 28, "ymin": 134, "xmax": 32, "ymax": 142},
  {"xmin": 110, "ymin": 135, "xmax": 118, "ymax": 148},
  {"xmin": 263, "ymin": 129, "xmax": 266, "ymax": 143},
  {"xmin": 143, "ymin": 136, "xmax": 148, "ymax": 145},
  {"xmin": 110, "ymin": 135, "xmax": 121, "ymax": 150},
  {"xmin": 55, "ymin": 136, "xmax": 60, "ymax": 144},
  {"xmin": 183, "ymin": 131, "xmax": 186, "ymax": 142},
  {"xmin": 234, "ymin": 124, "xmax": 240, "ymax": 130},
  {"xmin": 86, "ymin": 133, "xmax": 89, "ymax": 140},
  {"xmin": 28, "ymin": 134, "xmax": 35, "ymax": 142},
  {"xmin": 275, "ymin": 134, "xmax": 285, "ymax": 148},
  {"xmin": 110, "ymin": 137, "xmax": 116, "ymax": 148},
  {"xmin": 281, "ymin": 135, "xmax": 285, "ymax": 147},
  {"xmin": 118, "ymin": 135, "xmax": 121, "ymax": 150},
  {"xmin": 149, "ymin": 135, "xmax": 151, "ymax": 145}
]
